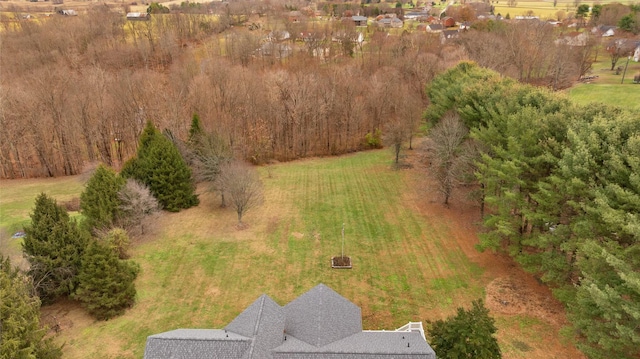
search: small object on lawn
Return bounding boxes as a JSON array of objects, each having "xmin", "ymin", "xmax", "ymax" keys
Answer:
[
  {"xmin": 331, "ymin": 223, "xmax": 352, "ymax": 269},
  {"xmin": 11, "ymin": 231, "xmax": 26, "ymax": 239},
  {"xmin": 331, "ymin": 255, "xmax": 352, "ymax": 269}
]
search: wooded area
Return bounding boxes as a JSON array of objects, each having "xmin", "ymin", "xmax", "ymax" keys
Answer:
[
  {"xmin": 426, "ymin": 62, "xmax": 640, "ymax": 359},
  {"xmin": 0, "ymin": 0, "xmax": 614, "ymax": 179}
]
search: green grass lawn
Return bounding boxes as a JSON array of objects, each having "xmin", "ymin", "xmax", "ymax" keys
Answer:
[
  {"xmin": 567, "ymin": 58, "xmax": 640, "ymax": 110},
  {"xmin": 0, "ymin": 150, "xmax": 580, "ymax": 358}
]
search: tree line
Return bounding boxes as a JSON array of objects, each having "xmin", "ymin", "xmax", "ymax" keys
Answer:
[
  {"xmin": 424, "ymin": 62, "xmax": 640, "ymax": 359},
  {"xmin": 4, "ymin": 0, "xmax": 621, "ymax": 179},
  {"xmin": 0, "ymin": 3, "xmax": 447, "ymax": 179}
]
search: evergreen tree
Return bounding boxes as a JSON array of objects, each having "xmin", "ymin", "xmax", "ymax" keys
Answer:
[
  {"xmin": 22, "ymin": 193, "xmax": 90, "ymax": 302},
  {"xmin": 73, "ymin": 240, "xmax": 139, "ymax": 320},
  {"xmin": 427, "ymin": 299, "xmax": 501, "ymax": 359},
  {"xmin": 570, "ymin": 241, "xmax": 640, "ymax": 359},
  {"xmin": 80, "ymin": 164, "xmax": 125, "ymax": 232},
  {"xmin": 0, "ymin": 256, "xmax": 63, "ymax": 359},
  {"xmin": 188, "ymin": 113, "xmax": 205, "ymax": 144},
  {"xmin": 121, "ymin": 121, "xmax": 199, "ymax": 212}
]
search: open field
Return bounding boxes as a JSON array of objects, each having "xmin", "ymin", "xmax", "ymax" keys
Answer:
[
  {"xmin": 492, "ymin": 0, "xmax": 635, "ymax": 19},
  {"xmin": 567, "ymin": 58, "xmax": 640, "ymax": 110},
  {"xmin": 0, "ymin": 148, "xmax": 584, "ymax": 358}
]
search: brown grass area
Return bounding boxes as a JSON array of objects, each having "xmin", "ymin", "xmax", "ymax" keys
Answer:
[{"xmin": 403, "ymin": 142, "xmax": 584, "ymax": 359}]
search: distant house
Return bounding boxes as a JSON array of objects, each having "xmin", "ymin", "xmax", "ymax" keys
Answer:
[
  {"xmin": 459, "ymin": 21, "xmax": 471, "ymax": 30},
  {"xmin": 426, "ymin": 23, "xmax": 443, "ymax": 32},
  {"xmin": 376, "ymin": 17, "xmax": 403, "ymax": 28},
  {"xmin": 514, "ymin": 15, "xmax": 539, "ymax": 20},
  {"xmin": 267, "ymin": 30, "xmax": 291, "ymax": 42},
  {"xmin": 144, "ymin": 284, "xmax": 436, "ymax": 359},
  {"xmin": 555, "ymin": 32, "xmax": 589, "ymax": 46},
  {"xmin": 57, "ymin": 9, "xmax": 77, "ymax": 16},
  {"xmin": 332, "ymin": 31, "xmax": 364, "ymax": 45},
  {"xmin": 441, "ymin": 29, "xmax": 459, "ymax": 43},
  {"xmin": 351, "ymin": 15, "xmax": 368, "ymax": 27},
  {"xmin": 404, "ymin": 11, "xmax": 430, "ymax": 20},
  {"xmin": 126, "ymin": 12, "xmax": 150, "ymax": 21},
  {"xmin": 592, "ymin": 25, "xmax": 616, "ymax": 37}
]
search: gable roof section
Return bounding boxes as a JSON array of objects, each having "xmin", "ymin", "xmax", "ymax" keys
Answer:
[
  {"xmin": 226, "ymin": 294, "xmax": 286, "ymax": 359},
  {"xmin": 273, "ymin": 331, "xmax": 435, "ymax": 358},
  {"xmin": 144, "ymin": 329, "xmax": 251, "ymax": 359},
  {"xmin": 284, "ymin": 284, "xmax": 362, "ymax": 347}
]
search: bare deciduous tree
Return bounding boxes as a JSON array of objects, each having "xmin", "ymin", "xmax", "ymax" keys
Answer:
[
  {"xmin": 117, "ymin": 179, "xmax": 161, "ymax": 235},
  {"xmin": 423, "ymin": 113, "xmax": 476, "ymax": 205},
  {"xmin": 216, "ymin": 161, "xmax": 264, "ymax": 225},
  {"xmin": 384, "ymin": 119, "xmax": 410, "ymax": 166}
]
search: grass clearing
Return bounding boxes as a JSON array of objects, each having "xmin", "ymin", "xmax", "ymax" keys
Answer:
[
  {"xmin": 493, "ymin": 0, "xmax": 629, "ymax": 19},
  {"xmin": 567, "ymin": 58, "xmax": 640, "ymax": 110},
  {"xmin": 0, "ymin": 150, "xmax": 582, "ymax": 358}
]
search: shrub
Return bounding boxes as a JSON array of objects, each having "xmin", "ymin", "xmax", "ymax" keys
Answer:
[
  {"xmin": 364, "ymin": 128, "xmax": 383, "ymax": 149},
  {"xmin": 74, "ymin": 240, "xmax": 139, "ymax": 320}
]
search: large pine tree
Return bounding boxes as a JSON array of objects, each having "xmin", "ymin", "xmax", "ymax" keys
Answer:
[
  {"xmin": 0, "ymin": 256, "xmax": 62, "ymax": 359},
  {"xmin": 121, "ymin": 121, "xmax": 198, "ymax": 212},
  {"xmin": 427, "ymin": 299, "xmax": 501, "ymax": 359},
  {"xmin": 73, "ymin": 240, "xmax": 139, "ymax": 320},
  {"xmin": 80, "ymin": 164, "xmax": 125, "ymax": 232},
  {"xmin": 22, "ymin": 193, "xmax": 90, "ymax": 302}
]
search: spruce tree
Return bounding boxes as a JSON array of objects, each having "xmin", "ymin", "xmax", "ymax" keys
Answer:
[
  {"xmin": 427, "ymin": 299, "xmax": 501, "ymax": 359},
  {"xmin": 73, "ymin": 240, "xmax": 139, "ymax": 320},
  {"xmin": 121, "ymin": 121, "xmax": 199, "ymax": 212},
  {"xmin": 0, "ymin": 256, "xmax": 63, "ymax": 359},
  {"xmin": 80, "ymin": 164, "xmax": 125, "ymax": 232},
  {"xmin": 22, "ymin": 193, "xmax": 90, "ymax": 302}
]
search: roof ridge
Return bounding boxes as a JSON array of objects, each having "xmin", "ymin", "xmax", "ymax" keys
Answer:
[{"xmin": 247, "ymin": 295, "xmax": 266, "ymax": 358}]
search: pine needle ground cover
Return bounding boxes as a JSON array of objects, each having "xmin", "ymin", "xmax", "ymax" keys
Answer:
[{"xmin": 0, "ymin": 150, "xmax": 582, "ymax": 358}]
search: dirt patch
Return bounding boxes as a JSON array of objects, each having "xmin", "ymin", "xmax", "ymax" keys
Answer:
[
  {"xmin": 291, "ymin": 232, "xmax": 304, "ymax": 239},
  {"xmin": 485, "ymin": 276, "xmax": 562, "ymax": 326},
  {"xmin": 40, "ymin": 298, "xmax": 93, "ymax": 337}
]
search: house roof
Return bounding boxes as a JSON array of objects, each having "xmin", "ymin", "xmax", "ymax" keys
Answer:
[
  {"xmin": 144, "ymin": 329, "xmax": 251, "ymax": 358},
  {"xmin": 274, "ymin": 331, "xmax": 433, "ymax": 356},
  {"xmin": 226, "ymin": 294, "xmax": 285, "ymax": 359},
  {"xmin": 284, "ymin": 284, "xmax": 362, "ymax": 347},
  {"xmin": 144, "ymin": 284, "xmax": 436, "ymax": 359}
]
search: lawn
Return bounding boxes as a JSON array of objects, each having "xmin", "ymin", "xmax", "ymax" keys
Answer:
[
  {"xmin": 0, "ymin": 149, "xmax": 583, "ymax": 358},
  {"xmin": 492, "ymin": 0, "xmax": 626, "ymax": 19},
  {"xmin": 568, "ymin": 57, "xmax": 640, "ymax": 110}
]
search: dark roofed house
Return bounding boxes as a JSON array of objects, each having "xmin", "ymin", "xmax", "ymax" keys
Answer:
[
  {"xmin": 426, "ymin": 23, "xmax": 443, "ymax": 32},
  {"xmin": 351, "ymin": 15, "xmax": 368, "ymax": 27},
  {"xmin": 144, "ymin": 284, "xmax": 436, "ymax": 359}
]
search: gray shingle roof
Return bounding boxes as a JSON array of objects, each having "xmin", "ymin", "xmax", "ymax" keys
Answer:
[
  {"xmin": 144, "ymin": 284, "xmax": 436, "ymax": 359},
  {"xmin": 226, "ymin": 294, "xmax": 286, "ymax": 359},
  {"xmin": 273, "ymin": 331, "xmax": 435, "ymax": 357},
  {"xmin": 284, "ymin": 284, "xmax": 362, "ymax": 347},
  {"xmin": 143, "ymin": 329, "xmax": 251, "ymax": 359}
]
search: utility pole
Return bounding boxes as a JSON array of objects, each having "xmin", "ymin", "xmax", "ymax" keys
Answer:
[{"xmin": 621, "ymin": 55, "xmax": 631, "ymax": 84}]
